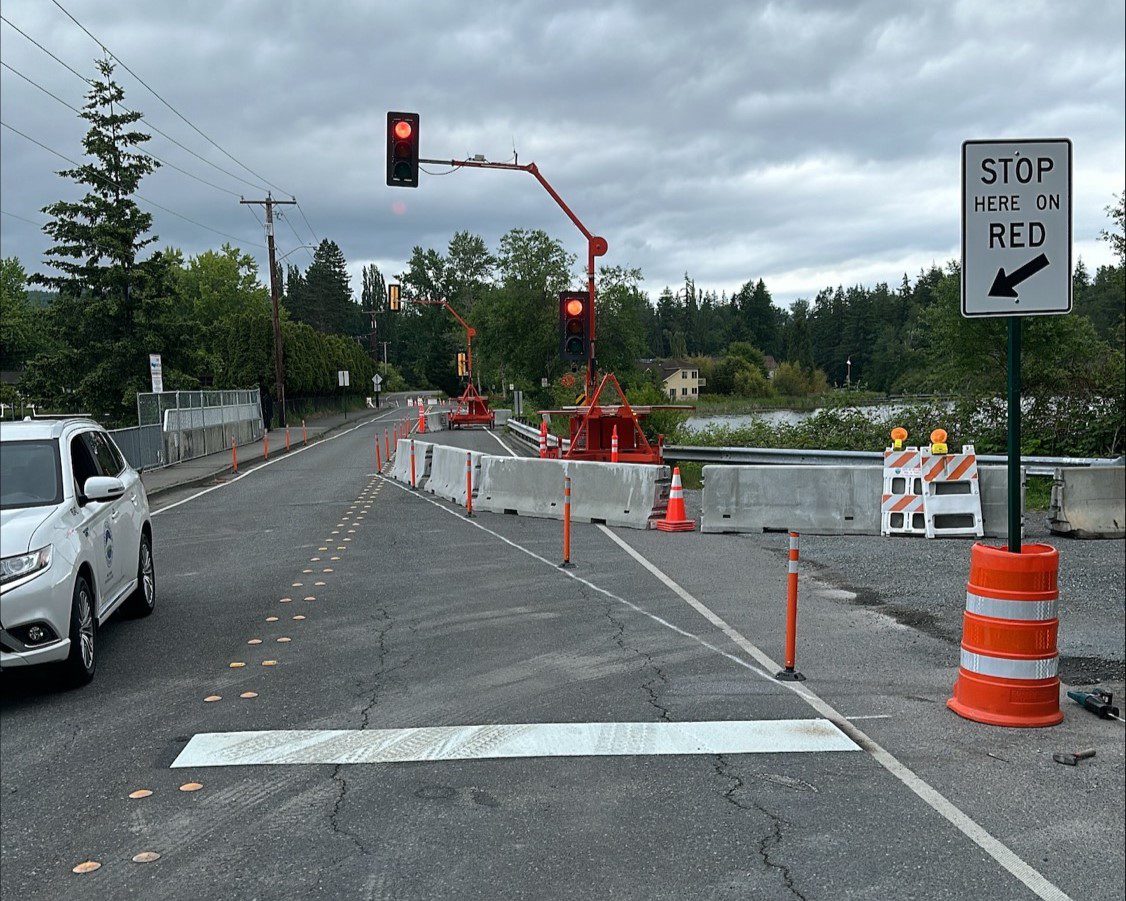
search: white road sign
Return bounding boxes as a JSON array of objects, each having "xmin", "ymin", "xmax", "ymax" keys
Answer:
[
  {"xmin": 337, "ymin": 370, "xmax": 350, "ymax": 387},
  {"xmin": 961, "ymin": 139, "xmax": 1072, "ymax": 317},
  {"xmin": 149, "ymin": 353, "xmax": 163, "ymax": 393},
  {"xmin": 371, "ymin": 374, "xmax": 383, "ymax": 391}
]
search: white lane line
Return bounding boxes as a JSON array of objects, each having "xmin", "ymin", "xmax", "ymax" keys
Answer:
[
  {"xmin": 378, "ymin": 475, "xmax": 779, "ymax": 683},
  {"xmin": 484, "ymin": 427, "xmax": 519, "ymax": 457},
  {"xmin": 844, "ymin": 715, "xmax": 893, "ymax": 721},
  {"xmin": 374, "ymin": 477, "xmax": 1070, "ymax": 901},
  {"xmin": 595, "ymin": 525, "xmax": 1071, "ymax": 901},
  {"xmin": 172, "ymin": 719, "xmax": 858, "ymax": 768},
  {"xmin": 151, "ymin": 407, "xmax": 404, "ymax": 515}
]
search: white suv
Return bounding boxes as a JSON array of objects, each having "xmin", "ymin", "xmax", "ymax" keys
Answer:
[{"xmin": 1, "ymin": 417, "xmax": 155, "ymax": 685}]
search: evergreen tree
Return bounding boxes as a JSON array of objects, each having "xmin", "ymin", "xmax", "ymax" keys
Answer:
[
  {"xmin": 26, "ymin": 59, "xmax": 180, "ymax": 420},
  {"xmin": 286, "ymin": 240, "xmax": 359, "ymax": 334}
]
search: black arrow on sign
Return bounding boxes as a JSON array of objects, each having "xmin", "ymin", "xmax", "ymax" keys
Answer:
[{"xmin": 988, "ymin": 252, "xmax": 1050, "ymax": 299}]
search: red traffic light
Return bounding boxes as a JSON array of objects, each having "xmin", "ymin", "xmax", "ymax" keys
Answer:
[
  {"xmin": 393, "ymin": 120, "xmax": 413, "ymax": 140},
  {"xmin": 565, "ymin": 298, "xmax": 584, "ymax": 317}
]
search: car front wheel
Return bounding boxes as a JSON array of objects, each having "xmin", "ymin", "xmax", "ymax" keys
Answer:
[
  {"xmin": 123, "ymin": 532, "xmax": 156, "ymax": 617},
  {"xmin": 61, "ymin": 576, "xmax": 97, "ymax": 687}
]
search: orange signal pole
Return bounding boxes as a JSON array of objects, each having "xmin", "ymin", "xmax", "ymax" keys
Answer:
[{"xmin": 776, "ymin": 531, "xmax": 804, "ymax": 681}]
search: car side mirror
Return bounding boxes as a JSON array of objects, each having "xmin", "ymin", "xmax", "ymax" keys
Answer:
[{"xmin": 83, "ymin": 476, "xmax": 126, "ymax": 503}]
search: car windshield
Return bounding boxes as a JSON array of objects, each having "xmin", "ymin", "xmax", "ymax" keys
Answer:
[{"xmin": 0, "ymin": 440, "xmax": 63, "ymax": 509}]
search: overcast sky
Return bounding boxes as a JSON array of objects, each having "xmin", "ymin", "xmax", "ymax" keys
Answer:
[{"xmin": 1, "ymin": 0, "xmax": 1123, "ymax": 305}]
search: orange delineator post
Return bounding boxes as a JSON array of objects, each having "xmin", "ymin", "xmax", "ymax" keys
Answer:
[
  {"xmin": 559, "ymin": 474, "xmax": 574, "ymax": 568},
  {"xmin": 302, "ymin": 420, "xmax": 307, "ymax": 445},
  {"xmin": 285, "ymin": 427, "xmax": 291, "ymax": 452},
  {"xmin": 419, "ymin": 405, "xmax": 427, "ymax": 434},
  {"xmin": 375, "ymin": 436, "xmax": 382, "ymax": 471},
  {"xmin": 948, "ymin": 543, "xmax": 1063, "ymax": 727},
  {"xmin": 231, "ymin": 437, "xmax": 238, "ymax": 474},
  {"xmin": 539, "ymin": 420, "xmax": 548, "ymax": 459},
  {"xmin": 776, "ymin": 532, "xmax": 805, "ymax": 681},
  {"xmin": 263, "ymin": 431, "xmax": 269, "ymax": 460},
  {"xmin": 611, "ymin": 424, "xmax": 619, "ymax": 463},
  {"xmin": 385, "ymin": 429, "xmax": 391, "ymax": 461},
  {"xmin": 409, "ymin": 439, "xmax": 417, "ymax": 488},
  {"xmin": 465, "ymin": 451, "xmax": 474, "ymax": 517}
]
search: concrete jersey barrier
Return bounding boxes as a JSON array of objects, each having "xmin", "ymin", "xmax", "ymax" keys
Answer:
[
  {"xmin": 390, "ymin": 438, "xmax": 433, "ymax": 488},
  {"xmin": 427, "ymin": 445, "xmax": 484, "ymax": 505},
  {"xmin": 1048, "ymin": 466, "xmax": 1125, "ymax": 539},
  {"xmin": 476, "ymin": 456, "xmax": 670, "ymax": 529},
  {"xmin": 701, "ymin": 464, "xmax": 1016, "ymax": 537}
]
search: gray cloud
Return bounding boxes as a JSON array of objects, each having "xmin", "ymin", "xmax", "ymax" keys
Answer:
[{"xmin": 1, "ymin": 0, "xmax": 1122, "ymax": 305}]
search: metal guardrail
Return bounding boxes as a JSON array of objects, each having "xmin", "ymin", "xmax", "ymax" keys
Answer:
[{"xmin": 506, "ymin": 420, "xmax": 1117, "ymax": 476}]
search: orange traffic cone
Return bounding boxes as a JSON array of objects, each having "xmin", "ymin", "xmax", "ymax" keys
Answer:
[{"xmin": 656, "ymin": 467, "xmax": 695, "ymax": 532}]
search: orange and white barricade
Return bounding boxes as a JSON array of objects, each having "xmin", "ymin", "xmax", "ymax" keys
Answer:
[
  {"xmin": 921, "ymin": 444, "xmax": 984, "ymax": 539},
  {"xmin": 881, "ymin": 446, "xmax": 925, "ymax": 536}
]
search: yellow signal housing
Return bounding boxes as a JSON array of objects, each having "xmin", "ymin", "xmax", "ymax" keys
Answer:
[
  {"xmin": 456, "ymin": 352, "xmax": 468, "ymax": 377},
  {"xmin": 388, "ymin": 283, "xmax": 401, "ymax": 311},
  {"xmin": 930, "ymin": 428, "xmax": 948, "ymax": 455}
]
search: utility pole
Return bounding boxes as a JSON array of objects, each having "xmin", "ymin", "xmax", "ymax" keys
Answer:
[{"xmin": 241, "ymin": 193, "xmax": 296, "ymax": 427}]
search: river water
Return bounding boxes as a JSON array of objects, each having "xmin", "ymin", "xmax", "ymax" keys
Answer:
[{"xmin": 683, "ymin": 402, "xmax": 951, "ymax": 432}]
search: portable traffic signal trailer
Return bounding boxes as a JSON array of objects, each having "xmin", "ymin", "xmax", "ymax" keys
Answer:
[{"xmin": 449, "ymin": 382, "xmax": 495, "ymax": 429}]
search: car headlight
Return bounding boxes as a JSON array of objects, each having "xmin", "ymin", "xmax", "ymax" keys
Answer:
[{"xmin": 0, "ymin": 547, "xmax": 52, "ymax": 587}]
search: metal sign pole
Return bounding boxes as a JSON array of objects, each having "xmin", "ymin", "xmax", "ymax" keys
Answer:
[{"xmin": 1007, "ymin": 317, "xmax": 1022, "ymax": 553}]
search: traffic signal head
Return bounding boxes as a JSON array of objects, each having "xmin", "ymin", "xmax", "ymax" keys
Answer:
[
  {"xmin": 386, "ymin": 111, "xmax": 420, "ymax": 188},
  {"xmin": 559, "ymin": 291, "xmax": 590, "ymax": 362},
  {"xmin": 457, "ymin": 352, "xmax": 468, "ymax": 377},
  {"xmin": 388, "ymin": 283, "xmax": 401, "ymax": 311}
]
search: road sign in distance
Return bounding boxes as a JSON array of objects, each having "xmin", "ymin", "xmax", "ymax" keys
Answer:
[{"xmin": 961, "ymin": 138, "xmax": 1072, "ymax": 317}]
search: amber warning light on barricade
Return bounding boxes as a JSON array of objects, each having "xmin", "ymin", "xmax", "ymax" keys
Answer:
[{"xmin": 386, "ymin": 112, "xmax": 420, "ymax": 188}]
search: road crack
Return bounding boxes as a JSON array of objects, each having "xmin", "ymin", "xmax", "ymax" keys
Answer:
[
  {"xmin": 603, "ymin": 603, "xmax": 671, "ymax": 722},
  {"xmin": 714, "ymin": 755, "xmax": 807, "ymax": 901}
]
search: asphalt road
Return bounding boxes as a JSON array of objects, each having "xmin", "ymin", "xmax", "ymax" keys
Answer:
[{"xmin": 2, "ymin": 411, "xmax": 1123, "ymax": 900}]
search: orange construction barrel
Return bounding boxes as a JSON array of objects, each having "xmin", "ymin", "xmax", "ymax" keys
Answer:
[{"xmin": 947, "ymin": 543, "xmax": 1063, "ymax": 727}]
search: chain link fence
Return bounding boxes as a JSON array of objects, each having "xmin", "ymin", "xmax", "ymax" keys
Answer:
[{"xmin": 108, "ymin": 389, "xmax": 262, "ymax": 470}]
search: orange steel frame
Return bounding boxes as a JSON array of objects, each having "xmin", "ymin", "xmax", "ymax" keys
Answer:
[
  {"xmin": 417, "ymin": 154, "xmax": 686, "ymax": 462},
  {"xmin": 410, "ymin": 297, "xmax": 494, "ymax": 428}
]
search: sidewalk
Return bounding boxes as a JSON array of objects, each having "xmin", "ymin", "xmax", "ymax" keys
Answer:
[{"xmin": 141, "ymin": 401, "xmax": 402, "ymax": 498}]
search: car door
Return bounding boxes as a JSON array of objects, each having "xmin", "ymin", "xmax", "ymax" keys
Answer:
[
  {"xmin": 86, "ymin": 430, "xmax": 140, "ymax": 602},
  {"xmin": 69, "ymin": 431, "xmax": 117, "ymax": 610}
]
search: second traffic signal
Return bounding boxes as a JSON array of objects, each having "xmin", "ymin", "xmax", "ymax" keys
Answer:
[
  {"xmin": 457, "ymin": 352, "xmax": 468, "ymax": 377},
  {"xmin": 559, "ymin": 291, "xmax": 591, "ymax": 363},
  {"xmin": 388, "ymin": 283, "xmax": 401, "ymax": 311},
  {"xmin": 386, "ymin": 112, "xmax": 419, "ymax": 188}
]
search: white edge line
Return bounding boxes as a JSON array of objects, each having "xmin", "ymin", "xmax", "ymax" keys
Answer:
[
  {"xmin": 376, "ymin": 474, "xmax": 1071, "ymax": 901},
  {"xmin": 152, "ymin": 407, "xmax": 404, "ymax": 515},
  {"xmin": 595, "ymin": 524, "xmax": 1071, "ymax": 901},
  {"xmin": 485, "ymin": 427, "xmax": 519, "ymax": 457}
]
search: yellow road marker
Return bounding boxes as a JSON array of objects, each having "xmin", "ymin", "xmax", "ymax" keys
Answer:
[
  {"xmin": 277, "ymin": 637, "xmax": 292, "ymax": 643},
  {"xmin": 314, "ymin": 581, "xmax": 326, "ymax": 586},
  {"xmin": 343, "ymin": 538, "xmax": 352, "ymax": 542},
  {"xmin": 72, "ymin": 861, "xmax": 101, "ymax": 874},
  {"xmin": 247, "ymin": 639, "xmax": 263, "ymax": 645},
  {"xmin": 302, "ymin": 568, "xmax": 313, "ymax": 574},
  {"xmin": 323, "ymin": 568, "xmax": 334, "ymax": 573},
  {"xmin": 318, "ymin": 546, "xmax": 329, "ymax": 551},
  {"xmin": 293, "ymin": 615, "xmax": 306, "ymax": 621},
  {"xmin": 179, "ymin": 782, "xmax": 203, "ymax": 792},
  {"xmin": 204, "ymin": 695, "xmax": 221, "ymax": 702},
  {"xmin": 128, "ymin": 789, "xmax": 153, "ymax": 799},
  {"xmin": 303, "ymin": 595, "xmax": 316, "ymax": 601},
  {"xmin": 291, "ymin": 582, "xmax": 303, "ymax": 587},
  {"xmin": 337, "ymin": 546, "xmax": 347, "ymax": 551},
  {"xmin": 240, "ymin": 691, "xmax": 258, "ymax": 699},
  {"xmin": 331, "ymin": 556, "xmax": 341, "ymax": 561},
  {"xmin": 229, "ymin": 662, "xmax": 245, "ymax": 669},
  {"xmin": 279, "ymin": 597, "xmax": 292, "ymax": 603},
  {"xmin": 266, "ymin": 616, "xmax": 279, "ymax": 623},
  {"xmin": 262, "ymin": 660, "xmax": 277, "ymax": 666},
  {"xmin": 310, "ymin": 557, "xmax": 321, "ymax": 562},
  {"xmin": 132, "ymin": 852, "xmax": 160, "ymax": 863}
]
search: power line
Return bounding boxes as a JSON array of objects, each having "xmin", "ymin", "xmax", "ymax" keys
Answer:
[
  {"xmin": 295, "ymin": 202, "xmax": 321, "ymax": 246},
  {"xmin": 0, "ymin": 60, "xmax": 242, "ymax": 198},
  {"xmin": 49, "ymin": 0, "xmax": 293, "ymax": 197},
  {"xmin": 1, "ymin": 120, "xmax": 266, "ymax": 249},
  {"xmin": 0, "ymin": 14, "xmax": 271, "ymax": 194},
  {"xmin": 278, "ymin": 210, "xmax": 314, "ymax": 261},
  {"xmin": 1, "ymin": 208, "xmax": 43, "ymax": 227}
]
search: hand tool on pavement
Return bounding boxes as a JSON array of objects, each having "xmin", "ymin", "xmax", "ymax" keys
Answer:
[
  {"xmin": 1052, "ymin": 748, "xmax": 1096, "ymax": 766},
  {"xmin": 1066, "ymin": 689, "xmax": 1120, "ymax": 720}
]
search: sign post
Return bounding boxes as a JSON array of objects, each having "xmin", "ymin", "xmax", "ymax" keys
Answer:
[
  {"xmin": 961, "ymin": 138, "xmax": 1072, "ymax": 553},
  {"xmin": 371, "ymin": 373, "xmax": 382, "ymax": 408}
]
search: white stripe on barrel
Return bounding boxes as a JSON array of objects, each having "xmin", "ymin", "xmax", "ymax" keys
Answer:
[
  {"xmin": 959, "ymin": 649, "xmax": 1058, "ymax": 680},
  {"xmin": 965, "ymin": 591, "xmax": 1058, "ymax": 622}
]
